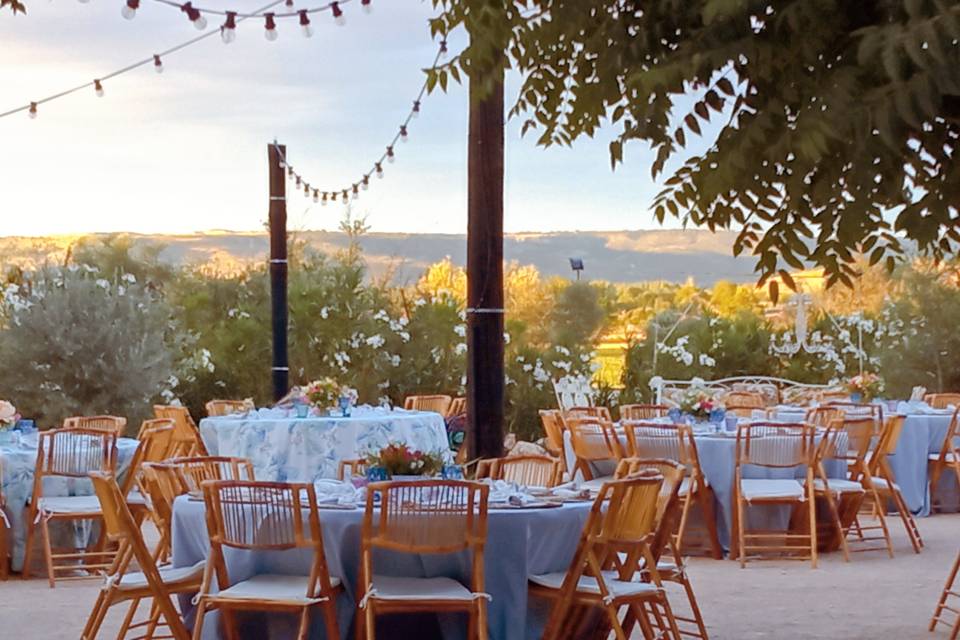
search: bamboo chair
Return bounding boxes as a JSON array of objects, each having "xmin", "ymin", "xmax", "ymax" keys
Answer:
[
  {"xmin": 193, "ymin": 481, "xmax": 342, "ymax": 640},
  {"xmin": 804, "ymin": 406, "xmax": 845, "ymax": 429},
  {"xmin": 167, "ymin": 456, "xmax": 255, "ymax": 494},
  {"xmin": 620, "ymin": 404, "xmax": 670, "ymax": 421},
  {"xmin": 732, "ymin": 422, "xmax": 818, "ymax": 568},
  {"xmin": 22, "ymin": 428, "xmax": 118, "ymax": 587},
  {"xmin": 723, "ymin": 391, "xmax": 764, "ymax": 409},
  {"xmin": 823, "ymin": 401, "xmax": 884, "ymax": 428},
  {"xmin": 154, "ymin": 405, "xmax": 208, "ymax": 457},
  {"xmin": 82, "ymin": 472, "xmax": 201, "ymax": 640},
  {"xmin": 0, "ymin": 458, "xmax": 8, "ymax": 580},
  {"xmin": 806, "ymin": 421, "xmax": 862, "ymax": 563},
  {"xmin": 565, "ymin": 416, "xmax": 624, "ymax": 482},
  {"xmin": 204, "ymin": 399, "xmax": 255, "ymax": 417},
  {"xmin": 358, "ymin": 480, "xmax": 490, "ymax": 640},
  {"xmin": 448, "ymin": 397, "xmax": 467, "ymax": 417},
  {"xmin": 491, "ymin": 455, "xmax": 562, "ymax": 488},
  {"xmin": 926, "ymin": 393, "xmax": 960, "ymax": 409},
  {"xmin": 622, "ymin": 422, "xmax": 722, "ymax": 559},
  {"xmin": 337, "ymin": 458, "xmax": 367, "ymax": 481},
  {"xmin": 64, "ymin": 415, "xmax": 127, "ymax": 436},
  {"xmin": 403, "ymin": 395, "xmax": 453, "ymax": 415},
  {"xmin": 929, "ymin": 406, "xmax": 960, "ymax": 513},
  {"xmin": 613, "ymin": 459, "xmax": 708, "ymax": 640},
  {"xmin": 140, "ymin": 463, "xmax": 187, "ymax": 564},
  {"xmin": 530, "ymin": 474, "xmax": 683, "ymax": 640},
  {"xmin": 931, "ymin": 547, "xmax": 960, "ymax": 639},
  {"xmin": 124, "ymin": 421, "xmax": 175, "ymax": 497},
  {"xmin": 868, "ymin": 415, "xmax": 923, "ymax": 553},
  {"xmin": 819, "ymin": 389, "xmax": 850, "ymax": 403},
  {"xmin": 725, "ymin": 405, "xmax": 761, "ymax": 419},
  {"xmin": 538, "ymin": 409, "xmax": 567, "ymax": 467},
  {"xmin": 566, "ymin": 406, "xmax": 614, "ymax": 422}
]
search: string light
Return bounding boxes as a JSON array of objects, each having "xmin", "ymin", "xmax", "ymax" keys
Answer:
[
  {"xmin": 221, "ymin": 11, "xmax": 237, "ymax": 43},
  {"xmin": 331, "ymin": 1, "xmax": 345, "ymax": 25},
  {"xmin": 153, "ymin": 54, "xmax": 164, "ymax": 73},
  {"xmin": 411, "ymin": 100, "xmax": 420, "ymax": 118},
  {"xmin": 298, "ymin": 11, "xmax": 313, "ymax": 37},
  {"xmin": 361, "ymin": 0, "xmax": 371, "ymax": 13},
  {"xmin": 181, "ymin": 3, "xmax": 208, "ymax": 29},
  {"xmin": 28, "ymin": 102, "xmax": 37, "ymax": 119},
  {"xmin": 121, "ymin": 0, "xmax": 139, "ymax": 20},
  {"xmin": 386, "ymin": 145, "xmax": 395, "ymax": 163},
  {"xmin": 362, "ymin": 175, "xmax": 369, "ymax": 190},
  {"xmin": 264, "ymin": 13, "xmax": 278, "ymax": 41},
  {"xmin": 375, "ymin": 162, "xmax": 383, "ymax": 178},
  {"xmin": 94, "ymin": 79, "xmax": 105, "ymax": 97},
  {"xmin": 399, "ymin": 124, "xmax": 408, "ymax": 142}
]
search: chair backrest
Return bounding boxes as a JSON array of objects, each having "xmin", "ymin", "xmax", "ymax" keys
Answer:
[
  {"xmin": 805, "ymin": 406, "xmax": 846, "ymax": 429},
  {"xmin": 622, "ymin": 421, "xmax": 690, "ymax": 465},
  {"xmin": 363, "ymin": 480, "xmax": 488, "ymax": 554},
  {"xmin": 337, "ymin": 458, "xmax": 367, "ymax": 481},
  {"xmin": 538, "ymin": 409, "xmax": 566, "ymax": 456},
  {"xmin": 403, "ymin": 395, "xmax": 453, "ymax": 415},
  {"xmin": 872, "ymin": 415, "xmax": 906, "ymax": 467},
  {"xmin": 824, "ymin": 401, "xmax": 883, "ymax": 427},
  {"xmin": 565, "ymin": 406, "xmax": 612, "ymax": 422},
  {"xmin": 724, "ymin": 391, "xmax": 765, "ymax": 409},
  {"xmin": 448, "ymin": 397, "xmax": 467, "ymax": 417},
  {"xmin": 154, "ymin": 405, "xmax": 207, "ymax": 457},
  {"xmin": 735, "ymin": 422, "xmax": 813, "ymax": 469},
  {"xmin": 492, "ymin": 455, "xmax": 561, "ymax": 488},
  {"xmin": 203, "ymin": 480, "xmax": 320, "ymax": 550},
  {"xmin": 553, "ymin": 375, "xmax": 595, "ymax": 411},
  {"xmin": 64, "ymin": 415, "xmax": 127, "ymax": 436},
  {"xmin": 121, "ymin": 421, "xmax": 175, "ymax": 497},
  {"xmin": 619, "ymin": 404, "xmax": 670, "ymax": 421},
  {"xmin": 565, "ymin": 416, "xmax": 624, "ymax": 462},
  {"xmin": 819, "ymin": 389, "xmax": 849, "ymax": 403},
  {"xmin": 168, "ymin": 456, "xmax": 255, "ymax": 493},
  {"xmin": 34, "ymin": 428, "xmax": 117, "ymax": 479},
  {"xmin": 925, "ymin": 393, "xmax": 960, "ymax": 409},
  {"xmin": 205, "ymin": 399, "xmax": 254, "ymax": 417},
  {"xmin": 613, "ymin": 459, "xmax": 685, "ymax": 559},
  {"xmin": 588, "ymin": 474, "xmax": 664, "ymax": 547}
]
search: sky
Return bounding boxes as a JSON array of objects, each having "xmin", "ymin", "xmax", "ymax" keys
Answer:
[{"xmin": 0, "ymin": 1, "xmax": 682, "ymax": 237}]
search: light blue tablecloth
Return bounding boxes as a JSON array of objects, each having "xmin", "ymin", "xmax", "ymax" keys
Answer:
[
  {"xmin": 172, "ymin": 496, "xmax": 592, "ymax": 640},
  {"xmin": 0, "ymin": 434, "xmax": 139, "ymax": 571},
  {"xmin": 199, "ymin": 408, "xmax": 452, "ymax": 482}
]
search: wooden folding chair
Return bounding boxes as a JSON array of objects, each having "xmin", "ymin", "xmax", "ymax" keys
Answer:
[
  {"xmin": 140, "ymin": 463, "xmax": 188, "ymax": 564},
  {"xmin": 732, "ymin": 422, "xmax": 818, "ymax": 568},
  {"xmin": 204, "ymin": 399, "xmax": 255, "ymax": 417},
  {"xmin": 154, "ymin": 405, "xmax": 208, "ymax": 457},
  {"xmin": 804, "ymin": 406, "xmax": 846, "ymax": 429},
  {"xmin": 723, "ymin": 391, "xmax": 764, "ymax": 410},
  {"xmin": 22, "ymin": 428, "xmax": 118, "ymax": 587},
  {"xmin": 358, "ymin": 480, "xmax": 490, "ymax": 640},
  {"xmin": 823, "ymin": 401, "xmax": 884, "ymax": 428},
  {"xmin": 82, "ymin": 472, "xmax": 200, "ymax": 640},
  {"xmin": 123, "ymin": 421, "xmax": 175, "ymax": 499},
  {"xmin": 64, "ymin": 415, "xmax": 127, "ymax": 436},
  {"xmin": 193, "ymin": 481, "xmax": 342, "ymax": 640},
  {"xmin": 530, "ymin": 474, "xmax": 682, "ymax": 640},
  {"xmin": 403, "ymin": 395, "xmax": 453, "ymax": 415},
  {"xmin": 565, "ymin": 415, "xmax": 624, "ymax": 482},
  {"xmin": 620, "ymin": 404, "xmax": 670, "ymax": 421},
  {"xmin": 868, "ymin": 415, "xmax": 923, "ymax": 553},
  {"xmin": 931, "ymin": 546, "xmax": 960, "ymax": 640},
  {"xmin": 337, "ymin": 458, "xmax": 367, "ymax": 481},
  {"xmin": 566, "ymin": 406, "xmax": 614, "ymax": 422},
  {"xmin": 538, "ymin": 409, "xmax": 567, "ymax": 468},
  {"xmin": 926, "ymin": 393, "xmax": 960, "ymax": 409},
  {"xmin": 447, "ymin": 397, "xmax": 466, "ymax": 417},
  {"xmin": 491, "ymin": 454, "xmax": 562, "ymax": 488},
  {"xmin": 623, "ymin": 422, "xmax": 722, "ymax": 559},
  {"xmin": 0, "ymin": 458, "xmax": 8, "ymax": 580},
  {"xmin": 167, "ymin": 456, "xmax": 255, "ymax": 494},
  {"xmin": 929, "ymin": 406, "xmax": 960, "ymax": 513}
]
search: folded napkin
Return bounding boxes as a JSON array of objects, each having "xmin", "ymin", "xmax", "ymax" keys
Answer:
[
  {"xmin": 313, "ymin": 479, "xmax": 359, "ymax": 506},
  {"xmin": 910, "ymin": 386, "xmax": 927, "ymax": 402}
]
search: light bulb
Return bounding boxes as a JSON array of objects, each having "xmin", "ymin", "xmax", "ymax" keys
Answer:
[
  {"xmin": 153, "ymin": 55, "xmax": 164, "ymax": 73},
  {"xmin": 77, "ymin": 0, "xmax": 90, "ymax": 4},
  {"xmin": 121, "ymin": 3, "xmax": 137, "ymax": 19},
  {"xmin": 301, "ymin": 24, "xmax": 313, "ymax": 37},
  {"xmin": 94, "ymin": 80, "xmax": 104, "ymax": 97},
  {"xmin": 362, "ymin": 177, "xmax": 369, "ymax": 190},
  {"xmin": 194, "ymin": 15, "xmax": 207, "ymax": 30},
  {"xmin": 399, "ymin": 125, "xmax": 408, "ymax": 142},
  {"xmin": 222, "ymin": 27, "xmax": 236, "ymax": 43},
  {"xmin": 375, "ymin": 163, "xmax": 383, "ymax": 178},
  {"xmin": 362, "ymin": 0, "xmax": 372, "ymax": 13},
  {"xmin": 28, "ymin": 102, "xmax": 37, "ymax": 119},
  {"xmin": 321, "ymin": 193, "xmax": 328, "ymax": 206},
  {"xmin": 411, "ymin": 101, "xmax": 420, "ymax": 118},
  {"xmin": 264, "ymin": 14, "xmax": 278, "ymax": 41},
  {"xmin": 386, "ymin": 147, "xmax": 395, "ymax": 163},
  {"xmin": 331, "ymin": 1, "xmax": 345, "ymax": 25},
  {"xmin": 312, "ymin": 190, "xmax": 319, "ymax": 203},
  {"xmin": 265, "ymin": 27, "xmax": 278, "ymax": 41}
]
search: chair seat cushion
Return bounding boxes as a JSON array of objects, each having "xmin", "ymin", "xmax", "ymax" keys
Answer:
[
  {"xmin": 581, "ymin": 476, "xmax": 616, "ymax": 492},
  {"xmin": 217, "ymin": 574, "xmax": 341, "ymax": 604},
  {"xmin": 929, "ymin": 452, "xmax": 958, "ymax": 462},
  {"xmin": 529, "ymin": 571, "xmax": 660, "ymax": 599},
  {"xmin": 807, "ymin": 478, "xmax": 864, "ymax": 494},
  {"xmin": 126, "ymin": 489, "xmax": 150, "ymax": 507},
  {"xmin": 739, "ymin": 479, "xmax": 805, "ymax": 502},
  {"xmin": 116, "ymin": 561, "xmax": 205, "ymax": 591},
  {"xmin": 368, "ymin": 575, "xmax": 479, "ymax": 602},
  {"xmin": 868, "ymin": 477, "xmax": 901, "ymax": 492},
  {"xmin": 37, "ymin": 495, "xmax": 102, "ymax": 515}
]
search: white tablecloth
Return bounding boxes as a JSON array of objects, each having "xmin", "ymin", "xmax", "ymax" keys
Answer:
[{"xmin": 199, "ymin": 407, "xmax": 452, "ymax": 482}]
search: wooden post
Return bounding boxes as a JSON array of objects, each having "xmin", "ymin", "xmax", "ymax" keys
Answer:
[
  {"xmin": 466, "ymin": 67, "xmax": 505, "ymax": 460},
  {"xmin": 268, "ymin": 142, "xmax": 289, "ymax": 402}
]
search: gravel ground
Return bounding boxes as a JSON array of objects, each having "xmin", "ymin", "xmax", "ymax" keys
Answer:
[{"xmin": 0, "ymin": 514, "xmax": 957, "ymax": 639}]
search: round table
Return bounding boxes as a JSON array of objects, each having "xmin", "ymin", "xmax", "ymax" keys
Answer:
[
  {"xmin": 199, "ymin": 408, "xmax": 452, "ymax": 483},
  {"xmin": 0, "ymin": 433, "xmax": 140, "ymax": 571},
  {"xmin": 172, "ymin": 495, "xmax": 591, "ymax": 640}
]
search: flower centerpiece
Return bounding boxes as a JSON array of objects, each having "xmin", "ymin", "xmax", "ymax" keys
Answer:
[
  {"xmin": 303, "ymin": 378, "xmax": 345, "ymax": 413},
  {"xmin": 677, "ymin": 386, "xmax": 723, "ymax": 423},
  {"xmin": 0, "ymin": 401, "xmax": 19, "ymax": 431},
  {"xmin": 844, "ymin": 373, "xmax": 884, "ymax": 402},
  {"xmin": 365, "ymin": 443, "xmax": 445, "ymax": 479}
]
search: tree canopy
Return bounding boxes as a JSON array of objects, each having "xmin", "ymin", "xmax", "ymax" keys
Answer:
[{"xmin": 431, "ymin": 0, "xmax": 960, "ymax": 294}]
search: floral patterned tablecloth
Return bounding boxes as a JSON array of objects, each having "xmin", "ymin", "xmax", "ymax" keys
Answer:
[
  {"xmin": 0, "ymin": 434, "xmax": 139, "ymax": 571},
  {"xmin": 199, "ymin": 407, "xmax": 452, "ymax": 482}
]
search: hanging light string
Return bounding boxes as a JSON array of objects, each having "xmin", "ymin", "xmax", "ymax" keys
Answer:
[
  {"xmin": 274, "ymin": 38, "xmax": 447, "ymax": 206},
  {"xmin": 0, "ymin": 0, "xmax": 369, "ymax": 120}
]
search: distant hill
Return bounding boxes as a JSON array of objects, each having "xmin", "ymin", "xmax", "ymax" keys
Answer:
[{"xmin": 0, "ymin": 229, "xmax": 757, "ymax": 286}]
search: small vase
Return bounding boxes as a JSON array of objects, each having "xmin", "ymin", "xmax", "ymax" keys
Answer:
[{"xmin": 850, "ymin": 392, "xmax": 863, "ymax": 404}]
